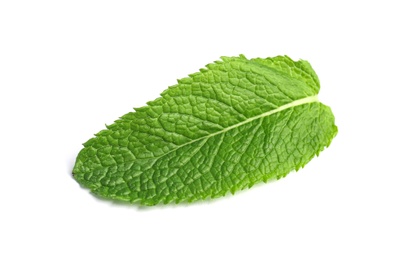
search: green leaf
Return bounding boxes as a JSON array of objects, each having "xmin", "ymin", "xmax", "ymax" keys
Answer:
[{"xmin": 73, "ymin": 55, "xmax": 338, "ymax": 206}]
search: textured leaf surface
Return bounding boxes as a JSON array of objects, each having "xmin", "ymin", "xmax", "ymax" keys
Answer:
[{"xmin": 73, "ymin": 55, "xmax": 338, "ymax": 206}]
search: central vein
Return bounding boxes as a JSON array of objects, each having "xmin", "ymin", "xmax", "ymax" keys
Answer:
[{"xmin": 152, "ymin": 95, "xmax": 319, "ymax": 160}]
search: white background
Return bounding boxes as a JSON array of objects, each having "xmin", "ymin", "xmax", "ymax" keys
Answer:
[{"xmin": 1, "ymin": 1, "xmax": 416, "ymax": 259}]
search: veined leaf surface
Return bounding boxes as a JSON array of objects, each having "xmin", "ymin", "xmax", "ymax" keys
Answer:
[{"xmin": 73, "ymin": 55, "xmax": 338, "ymax": 206}]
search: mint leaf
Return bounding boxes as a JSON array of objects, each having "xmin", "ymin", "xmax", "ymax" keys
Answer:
[{"xmin": 73, "ymin": 55, "xmax": 338, "ymax": 206}]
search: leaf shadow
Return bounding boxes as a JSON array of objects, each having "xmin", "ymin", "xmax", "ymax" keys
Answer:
[
  {"xmin": 66, "ymin": 154, "xmax": 77, "ymax": 178},
  {"xmin": 84, "ymin": 188, "xmax": 225, "ymax": 212}
]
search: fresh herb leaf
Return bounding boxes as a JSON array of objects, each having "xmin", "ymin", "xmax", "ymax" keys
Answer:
[{"xmin": 73, "ymin": 55, "xmax": 338, "ymax": 206}]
